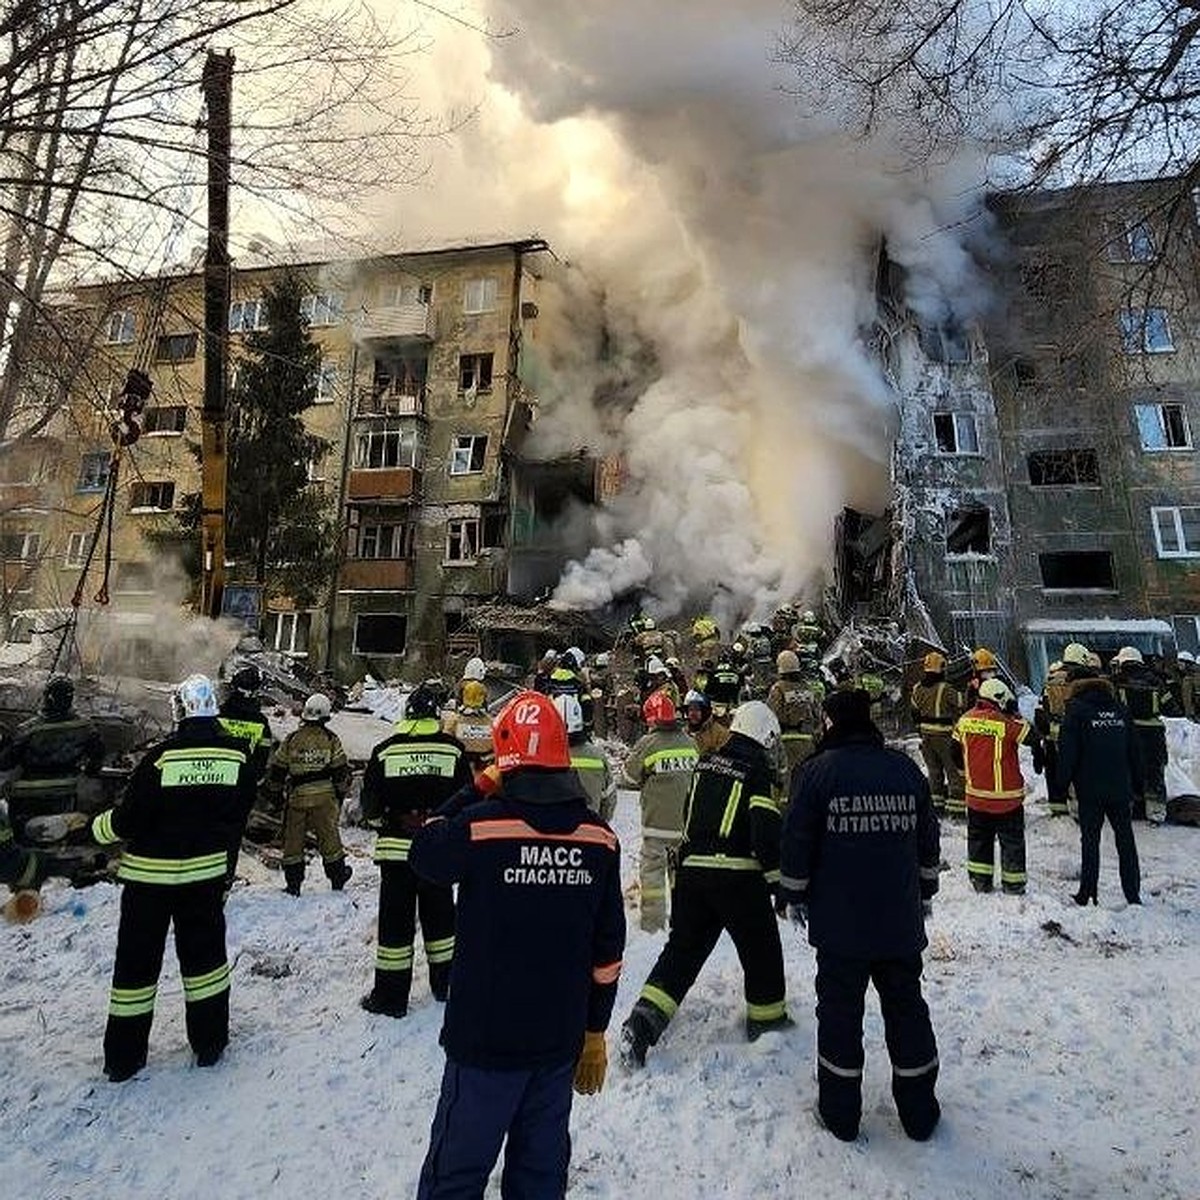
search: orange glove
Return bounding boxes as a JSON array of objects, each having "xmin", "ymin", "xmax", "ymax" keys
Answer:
[
  {"xmin": 475, "ymin": 764, "xmax": 503, "ymax": 796},
  {"xmin": 573, "ymin": 1030, "xmax": 607, "ymax": 1095}
]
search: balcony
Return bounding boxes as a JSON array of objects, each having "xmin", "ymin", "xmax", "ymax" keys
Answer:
[
  {"xmin": 0, "ymin": 482, "xmax": 42, "ymax": 509},
  {"xmin": 356, "ymin": 387, "xmax": 425, "ymax": 418},
  {"xmin": 347, "ymin": 467, "xmax": 421, "ymax": 501},
  {"xmin": 354, "ymin": 303, "xmax": 434, "ymax": 342},
  {"xmin": 339, "ymin": 559, "xmax": 414, "ymax": 591}
]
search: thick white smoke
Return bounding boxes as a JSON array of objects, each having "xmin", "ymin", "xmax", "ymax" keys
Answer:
[{"xmin": 373, "ymin": 0, "xmax": 991, "ymax": 624}]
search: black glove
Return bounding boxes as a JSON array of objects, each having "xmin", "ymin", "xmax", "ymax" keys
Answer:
[{"xmin": 1031, "ymin": 741, "xmax": 1045, "ymax": 776}]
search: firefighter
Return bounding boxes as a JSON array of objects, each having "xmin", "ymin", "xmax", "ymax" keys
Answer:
[
  {"xmin": 555, "ymin": 693, "xmax": 616, "ymax": 820},
  {"xmin": 964, "ymin": 647, "xmax": 999, "ymax": 709},
  {"xmin": 705, "ymin": 651, "xmax": 745, "ymax": 722},
  {"xmin": 691, "ymin": 615, "xmax": 722, "ymax": 661},
  {"xmin": 644, "ymin": 655, "xmax": 681, "ymax": 709},
  {"xmin": 620, "ymin": 701, "xmax": 789, "ymax": 1067},
  {"xmin": 1111, "ymin": 646, "xmax": 1174, "ymax": 823},
  {"xmin": 684, "ymin": 689, "xmax": 730, "ymax": 756},
  {"xmin": 953, "ymin": 679, "xmax": 1038, "ymax": 895},
  {"xmin": 218, "ymin": 665, "xmax": 274, "ymax": 780},
  {"xmin": 770, "ymin": 605, "xmax": 798, "ymax": 654},
  {"xmin": 589, "ymin": 650, "xmax": 613, "ymax": 739},
  {"xmin": 779, "ymin": 687, "xmax": 941, "ymax": 1143},
  {"xmin": 631, "ymin": 613, "xmax": 668, "ymax": 659},
  {"xmin": 792, "ymin": 608, "xmax": 824, "ymax": 650},
  {"xmin": 1056, "ymin": 662, "xmax": 1142, "ymax": 906},
  {"xmin": 456, "ymin": 657, "xmax": 487, "ymax": 707},
  {"xmin": 360, "ymin": 684, "xmax": 472, "ymax": 1017},
  {"xmin": 1175, "ymin": 650, "xmax": 1199, "ymax": 720},
  {"xmin": 90, "ymin": 675, "xmax": 257, "ymax": 1081},
  {"xmin": 1034, "ymin": 656, "xmax": 1075, "ymax": 816},
  {"xmin": 409, "ymin": 691, "xmax": 624, "ymax": 1199},
  {"xmin": 909, "ymin": 652, "xmax": 964, "ymax": 818},
  {"xmin": 664, "ymin": 656, "xmax": 688, "ymax": 703},
  {"xmin": 768, "ymin": 650, "xmax": 823, "ymax": 782},
  {"xmin": 442, "ymin": 680, "xmax": 494, "ymax": 769},
  {"xmin": 622, "ymin": 692, "xmax": 699, "ymax": 932},
  {"xmin": 532, "ymin": 649, "xmax": 558, "ymax": 694},
  {"xmin": 264, "ymin": 693, "xmax": 353, "ymax": 896}
]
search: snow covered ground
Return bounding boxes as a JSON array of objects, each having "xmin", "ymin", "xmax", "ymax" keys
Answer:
[{"xmin": 3, "ymin": 719, "xmax": 1199, "ymax": 1199}]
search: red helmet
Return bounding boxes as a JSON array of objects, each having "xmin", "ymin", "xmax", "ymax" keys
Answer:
[
  {"xmin": 492, "ymin": 690, "xmax": 571, "ymax": 772},
  {"xmin": 643, "ymin": 690, "xmax": 677, "ymax": 727}
]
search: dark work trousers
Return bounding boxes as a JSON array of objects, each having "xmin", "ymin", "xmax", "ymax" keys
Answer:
[
  {"xmin": 417, "ymin": 1057, "xmax": 575, "ymax": 1200},
  {"xmin": 1078, "ymin": 791, "xmax": 1141, "ymax": 903},
  {"xmin": 814, "ymin": 951, "xmax": 940, "ymax": 1142},
  {"xmin": 372, "ymin": 861, "xmax": 456, "ymax": 1010},
  {"xmin": 640, "ymin": 866, "xmax": 786, "ymax": 1029},
  {"xmin": 104, "ymin": 881, "xmax": 230, "ymax": 1075},
  {"xmin": 966, "ymin": 807, "xmax": 1026, "ymax": 893},
  {"xmin": 918, "ymin": 732, "xmax": 962, "ymax": 816},
  {"xmin": 1043, "ymin": 737, "xmax": 1069, "ymax": 814},
  {"xmin": 1132, "ymin": 726, "xmax": 1167, "ymax": 818}
]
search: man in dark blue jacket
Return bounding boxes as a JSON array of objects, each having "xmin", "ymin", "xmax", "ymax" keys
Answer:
[
  {"xmin": 409, "ymin": 690, "xmax": 625, "ymax": 1199},
  {"xmin": 1057, "ymin": 669, "xmax": 1142, "ymax": 906},
  {"xmin": 780, "ymin": 688, "xmax": 941, "ymax": 1143}
]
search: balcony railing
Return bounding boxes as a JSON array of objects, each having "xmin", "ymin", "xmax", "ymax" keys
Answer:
[
  {"xmin": 354, "ymin": 303, "xmax": 434, "ymax": 342},
  {"xmin": 356, "ymin": 387, "xmax": 425, "ymax": 418},
  {"xmin": 339, "ymin": 558, "xmax": 414, "ymax": 591},
  {"xmin": 346, "ymin": 467, "xmax": 421, "ymax": 501}
]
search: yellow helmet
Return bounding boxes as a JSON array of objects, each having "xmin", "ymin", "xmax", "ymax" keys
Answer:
[
  {"xmin": 922, "ymin": 652, "xmax": 946, "ymax": 674},
  {"xmin": 972, "ymin": 648, "xmax": 998, "ymax": 671},
  {"xmin": 461, "ymin": 681, "xmax": 487, "ymax": 709}
]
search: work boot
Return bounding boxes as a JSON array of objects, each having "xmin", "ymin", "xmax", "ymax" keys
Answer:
[
  {"xmin": 324, "ymin": 858, "xmax": 352, "ymax": 891},
  {"xmin": 1071, "ymin": 890, "xmax": 1097, "ymax": 906},
  {"xmin": 195, "ymin": 1045, "xmax": 225, "ymax": 1068},
  {"xmin": 360, "ymin": 992, "xmax": 407, "ymax": 1019},
  {"xmin": 282, "ymin": 863, "xmax": 304, "ymax": 896},
  {"xmin": 746, "ymin": 1012, "xmax": 794, "ymax": 1042},
  {"xmin": 619, "ymin": 1002, "xmax": 665, "ymax": 1069},
  {"xmin": 104, "ymin": 1058, "xmax": 146, "ymax": 1083}
]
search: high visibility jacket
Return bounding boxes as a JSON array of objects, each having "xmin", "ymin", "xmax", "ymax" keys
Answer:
[
  {"xmin": 267, "ymin": 722, "xmax": 350, "ymax": 809},
  {"xmin": 622, "ymin": 727, "xmax": 698, "ymax": 838},
  {"xmin": 569, "ymin": 738, "xmax": 615, "ymax": 816},
  {"xmin": 909, "ymin": 676, "xmax": 962, "ymax": 735},
  {"xmin": 218, "ymin": 693, "xmax": 274, "ymax": 780},
  {"xmin": 1114, "ymin": 664, "xmax": 1173, "ymax": 729},
  {"xmin": 90, "ymin": 718, "xmax": 256, "ymax": 885},
  {"xmin": 361, "ymin": 719, "xmax": 472, "ymax": 863},
  {"xmin": 678, "ymin": 731, "xmax": 780, "ymax": 881},
  {"xmin": 953, "ymin": 703, "xmax": 1030, "ymax": 813}
]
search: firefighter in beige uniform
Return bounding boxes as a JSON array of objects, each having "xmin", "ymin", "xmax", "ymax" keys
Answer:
[
  {"xmin": 443, "ymin": 680, "xmax": 494, "ymax": 769},
  {"xmin": 621, "ymin": 692, "xmax": 698, "ymax": 932}
]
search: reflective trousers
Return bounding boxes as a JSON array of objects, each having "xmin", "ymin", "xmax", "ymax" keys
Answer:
[
  {"xmin": 967, "ymin": 806, "xmax": 1026, "ymax": 893},
  {"xmin": 638, "ymin": 834, "xmax": 679, "ymax": 933},
  {"xmin": 373, "ymin": 861, "xmax": 455, "ymax": 1009}
]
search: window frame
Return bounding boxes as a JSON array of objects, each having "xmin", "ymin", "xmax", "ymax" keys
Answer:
[
  {"xmin": 0, "ymin": 531, "xmax": 41, "ymax": 562},
  {"xmin": 1151, "ymin": 506, "xmax": 1200, "ymax": 559},
  {"xmin": 352, "ymin": 419, "xmax": 421, "ymax": 471},
  {"xmin": 154, "ymin": 331, "xmax": 199, "ymax": 363},
  {"xmin": 1037, "ymin": 550, "xmax": 1118, "ymax": 593},
  {"xmin": 463, "ymin": 277, "xmax": 498, "ymax": 315},
  {"xmin": 129, "ymin": 480, "xmax": 176, "ymax": 512},
  {"xmin": 141, "ymin": 405, "xmax": 188, "ymax": 436},
  {"xmin": 932, "ymin": 411, "xmax": 981, "ymax": 456},
  {"xmin": 1026, "ymin": 448, "xmax": 1102, "ymax": 488},
  {"xmin": 1119, "ymin": 307, "xmax": 1175, "ymax": 354},
  {"xmin": 445, "ymin": 517, "xmax": 481, "ymax": 564},
  {"xmin": 64, "ymin": 531, "xmax": 94, "ymax": 568},
  {"xmin": 313, "ymin": 360, "xmax": 339, "ymax": 403},
  {"xmin": 228, "ymin": 298, "xmax": 268, "ymax": 333},
  {"xmin": 76, "ymin": 451, "xmax": 111, "ymax": 493},
  {"xmin": 449, "ymin": 433, "xmax": 488, "ymax": 476},
  {"xmin": 944, "ymin": 505, "xmax": 992, "ymax": 559},
  {"xmin": 264, "ymin": 610, "xmax": 311, "ymax": 657},
  {"xmin": 352, "ymin": 612, "xmax": 408, "ymax": 655},
  {"xmin": 1135, "ymin": 402, "xmax": 1192, "ymax": 452},
  {"xmin": 354, "ymin": 522, "xmax": 415, "ymax": 560},
  {"xmin": 105, "ymin": 310, "xmax": 136, "ymax": 345},
  {"xmin": 300, "ymin": 292, "xmax": 344, "ymax": 327}
]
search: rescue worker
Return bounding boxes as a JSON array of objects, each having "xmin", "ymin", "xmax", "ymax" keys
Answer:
[
  {"xmin": 767, "ymin": 649, "xmax": 823, "ymax": 785},
  {"xmin": 1175, "ymin": 650, "xmax": 1199, "ymax": 720},
  {"xmin": 409, "ymin": 691, "xmax": 625, "ymax": 1199},
  {"xmin": 589, "ymin": 651, "xmax": 613, "ymax": 740},
  {"xmin": 442, "ymin": 680, "xmax": 494, "ymax": 769},
  {"xmin": 622, "ymin": 692, "xmax": 698, "ymax": 932},
  {"xmin": 532, "ymin": 649, "xmax": 558, "ymax": 694},
  {"xmin": 644, "ymin": 655, "xmax": 681, "ymax": 709},
  {"xmin": 1056, "ymin": 662, "xmax": 1142, "ymax": 906},
  {"xmin": 963, "ymin": 647, "xmax": 999, "ymax": 710},
  {"xmin": 90, "ymin": 675, "xmax": 257, "ymax": 1081},
  {"xmin": 264, "ymin": 693, "xmax": 353, "ymax": 896},
  {"xmin": 691, "ymin": 615, "xmax": 722, "ymax": 661},
  {"xmin": 1035, "ymin": 655, "xmax": 1075, "ymax": 816},
  {"xmin": 909, "ymin": 652, "xmax": 964, "ymax": 818},
  {"xmin": 770, "ymin": 605, "xmax": 798, "ymax": 654},
  {"xmin": 792, "ymin": 608, "xmax": 824, "ymax": 650},
  {"xmin": 705, "ymin": 651, "xmax": 745, "ymax": 721},
  {"xmin": 779, "ymin": 688, "xmax": 941, "ymax": 1143},
  {"xmin": 218, "ymin": 665, "xmax": 274, "ymax": 781},
  {"xmin": 456, "ymin": 657, "xmax": 487, "ymax": 707},
  {"xmin": 620, "ymin": 701, "xmax": 789, "ymax": 1067},
  {"xmin": 953, "ymin": 679, "xmax": 1037, "ymax": 895},
  {"xmin": 555, "ymin": 693, "xmax": 616, "ymax": 821},
  {"xmin": 684, "ymin": 689, "xmax": 730, "ymax": 756},
  {"xmin": 360, "ymin": 684, "xmax": 472, "ymax": 1018},
  {"xmin": 1111, "ymin": 646, "xmax": 1174, "ymax": 824},
  {"xmin": 664, "ymin": 656, "xmax": 689, "ymax": 704},
  {"xmin": 630, "ymin": 613, "xmax": 667, "ymax": 659}
]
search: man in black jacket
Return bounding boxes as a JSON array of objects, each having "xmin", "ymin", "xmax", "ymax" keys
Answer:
[
  {"xmin": 620, "ymin": 700, "xmax": 788, "ymax": 1068},
  {"xmin": 409, "ymin": 690, "xmax": 624, "ymax": 1199},
  {"xmin": 780, "ymin": 688, "xmax": 941, "ymax": 1143},
  {"xmin": 1056, "ymin": 668, "xmax": 1142, "ymax": 906},
  {"xmin": 90, "ymin": 674, "xmax": 257, "ymax": 1081}
]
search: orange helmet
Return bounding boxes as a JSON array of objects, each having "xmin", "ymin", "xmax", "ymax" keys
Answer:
[
  {"xmin": 491, "ymin": 690, "xmax": 570, "ymax": 772},
  {"xmin": 643, "ymin": 691, "xmax": 677, "ymax": 727},
  {"xmin": 972, "ymin": 647, "xmax": 998, "ymax": 671}
]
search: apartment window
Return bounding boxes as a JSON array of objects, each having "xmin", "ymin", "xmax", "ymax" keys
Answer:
[
  {"xmin": 263, "ymin": 611, "xmax": 311, "ymax": 656},
  {"xmin": 932, "ymin": 412, "xmax": 980, "ymax": 455},
  {"xmin": 64, "ymin": 531, "xmax": 94, "ymax": 567},
  {"xmin": 314, "ymin": 361, "xmax": 339, "ymax": 402},
  {"xmin": 450, "ymin": 434, "xmax": 488, "ymax": 476},
  {"xmin": 1173, "ymin": 615, "xmax": 1200, "ymax": 655},
  {"xmin": 77, "ymin": 451, "xmax": 111, "ymax": 492},
  {"xmin": 1012, "ymin": 358, "xmax": 1038, "ymax": 386},
  {"xmin": 482, "ymin": 506, "xmax": 507, "ymax": 549},
  {"xmin": 0, "ymin": 531, "xmax": 40, "ymax": 561},
  {"xmin": 1152, "ymin": 506, "xmax": 1200, "ymax": 559},
  {"xmin": 142, "ymin": 405, "xmax": 187, "ymax": 435},
  {"xmin": 228, "ymin": 298, "xmax": 268, "ymax": 333},
  {"xmin": 353, "ymin": 420, "xmax": 420, "ymax": 470},
  {"xmin": 380, "ymin": 282, "xmax": 432, "ymax": 307},
  {"xmin": 354, "ymin": 613, "xmax": 407, "ymax": 655},
  {"xmin": 114, "ymin": 562, "xmax": 154, "ymax": 593},
  {"xmin": 446, "ymin": 517, "xmax": 480, "ymax": 563},
  {"xmin": 300, "ymin": 292, "xmax": 343, "ymax": 327},
  {"xmin": 155, "ymin": 332, "xmax": 198, "ymax": 362},
  {"xmin": 1038, "ymin": 551, "xmax": 1116, "ymax": 592},
  {"xmin": 463, "ymin": 278, "xmax": 497, "ymax": 314},
  {"xmin": 458, "ymin": 353, "xmax": 494, "ymax": 394},
  {"xmin": 1106, "ymin": 218, "xmax": 1156, "ymax": 263},
  {"xmin": 305, "ymin": 452, "xmax": 328, "ymax": 485},
  {"xmin": 1119, "ymin": 308, "xmax": 1174, "ymax": 354},
  {"xmin": 372, "ymin": 354, "xmax": 427, "ymax": 400},
  {"xmin": 106, "ymin": 310, "xmax": 136, "ymax": 345},
  {"xmin": 129, "ymin": 481, "xmax": 175, "ymax": 511},
  {"xmin": 1135, "ymin": 402, "xmax": 1191, "ymax": 451},
  {"xmin": 919, "ymin": 319, "xmax": 970, "ymax": 364},
  {"xmin": 354, "ymin": 522, "xmax": 415, "ymax": 560},
  {"xmin": 1027, "ymin": 449, "xmax": 1101, "ymax": 487},
  {"xmin": 945, "ymin": 506, "xmax": 991, "ymax": 557}
]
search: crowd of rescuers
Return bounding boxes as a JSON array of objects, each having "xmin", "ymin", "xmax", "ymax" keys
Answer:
[{"xmin": 4, "ymin": 611, "xmax": 1192, "ymax": 1183}]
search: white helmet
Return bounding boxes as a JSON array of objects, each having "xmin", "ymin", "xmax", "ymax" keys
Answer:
[
  {"xmin": 729, "ymin": 700, "xmax": 781, "ymax": 751},
  {"xmin": 646, "ymin": 655, "xmax": 667, "ymax": 676},
  {"xmin": 1178, "ymin": 651, "xmax": 1196, "ymax": 664},
  {"xmin": 463, "ymin": 657, "xmax": 487, "ymax": 681},
  {"xmin": 1114, "ymin": 646, "xmax": 1143, "ymax": 665},
  {"xmin": 173, "ymin": 674, "xmax": 218, "ymax": 722},
  {"xmin": 563, "ymin": 646, "xmax": 585, "ymax": 671},
  {"xmin": 302, "ymin": 693, "xmax": 332, "ymax": 722},
  {"xmin": 1062, "ymin": 642, "xmax": 1091, "ymax": 666},
  {"xmin": 593, "ymin": 652, "xmax": 611, "ymax": 668},
  {"xmin": 552, "ymin": 692, "xmax": 584, "ymax": 735},
  {"xmin": 979, "ymin": 678, "xmax": 1015, "ymax": 708},
  {"xmin": 776, "ymin": 650, "xmax": 800, "ymax": 674}
]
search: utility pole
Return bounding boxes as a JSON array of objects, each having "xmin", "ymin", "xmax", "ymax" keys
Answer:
[{"xmin": 199, "ymin": 50, "xmax": 233, "ymax": 620}]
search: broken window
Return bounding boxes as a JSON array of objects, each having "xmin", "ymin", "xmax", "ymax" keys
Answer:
[
  {"xmin": 482, "ymin": 507, "xmax": 507, "ymax": 549},
  {"xmin": 77, "ymin": 451, "xmax": 111, "ymax": 492},
  {"xmin": 1027, "ymin": 449, "xmax": 1101, "ymax": 487},
  {"xmin": 354, "ymin": 613, "xmax": 407, "ymax": 654},
  {"xmin": 300, "ymin": 292, "xmax": 343, "ymax": 327},
  {"xmin": 945, "ymin": 506, "xmax": 991, "ymax": 557},
  {"xmin": 310, "ymin": 361, "xmax": 339, "ymax": 402},
  {"xmin": 263, "ymin": 611, "xmax": 311, "ymax": 656},
  {"xmin": 155, "ymin": 332, "xmax": 198, "ymax": 363},
  {"xmin": 129, "ymin": 481, "xmax": 175, "ymax": 511},
  {"xmin": 446, "ymin": 518, "xmax": 480, "ymax": 563},
  {"xmin": 142, "ymin": 405, "xmax": 187, "ymax": 435},
  {"xmin": 950, "ymin": 611, "xmax": 1008, "ymax": 663},
  {"xmin": 919, "ymin": 319, "xmax": 970, "ymax": 364},
  {"xmin": 459, "ymin": 353, "xmax": 494, "ymax": 394},
  {"xmin": 1151, "ymin": 507, "xmax": 1200, "ymax": 558},
  {"xmin": 1135, "ymin": 402, "xmax": 1191, "ymax": 450},
  {"xmin": 1013, "ymin": 358, "xmax": 1038, "ymax": 386},
  {"xmin": 1038, "ymin": 551, "xmax": 1116, "ymax": 591},
  {"xmin": 450, "ymin": 434, "xmax": 488, "ymax": 476},
  {"xmin": 1174, "ymin": 615, "xmax": 1200, "ymax": 656},
  {"xmin": 0, "ymin": 531, "xmax": 40, "ymax": 561},
  {"xmin": 1119, "ymin": 308, "xmax": 1174, "ymax": 354},
  {"xmin": 106, "ymin": 310, "xmax": 135, "ymax": 345},
  {"xmin": 354, "ymin": 522, "xmax": 415, "ymax": 560},
  {"xmin": 372, "ymin": 354, "xmax": 427, "ymax": 403},
  {"xmin": 463, "ymin": 278, "xmax": 497, "ymax": 314},
  {"xmin": 933, "ymin": 412, "xmax": 980, "ymax": 455},
  {"xmin": 353, "ymin": 420, "xmax": 420, "ymax": 469}
]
